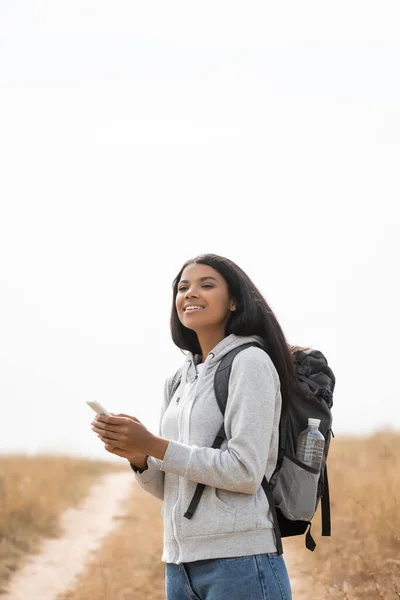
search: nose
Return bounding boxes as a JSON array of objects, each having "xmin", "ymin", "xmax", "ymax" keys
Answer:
[{"xmin": 185, "ymin": 286, "xmax": 199, "ymax": 299}]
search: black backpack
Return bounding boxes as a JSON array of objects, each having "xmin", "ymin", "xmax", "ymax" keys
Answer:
[{"xmin": 169, "ymin": 343, "xmax": 335, "ymax": 554}]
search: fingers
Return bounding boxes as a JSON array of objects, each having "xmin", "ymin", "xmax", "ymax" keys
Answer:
[
  {"xmin": 91, "ymin": 417, "xmax": 130, "ymax": 447},
  {"xmin": 94, "ymin": 414, "xmax": 128, "ymax": 426},
  {"xmin": 95, "ymin": 414, "xmax": 142, "ymax": 425},
  {"xmin": 114, "ymin": 413, "xmax": 142, "ymax": 422},
  {"xmin": 104, "ymin": 445, "xmax": 131, "ymax": 459},
  {"xmin": 104, "ymin": 444, "xmax": 125, "ymax": 455},
  {"xmin": 91, "ymin": 425, "xmax": 123, "ymax": 441},
  {"xmin": 91, "ymin": 413, "xmax": 144, "ymax": 455},
  {"xmin": 97, "ymin": 431, "xmax": 123, "ymax": 444},
  {"xmin": 126, "ymin": 415, "xmax": 142, "ymax": 423},
  {"xmin": 91, "ymin": 421, "xmax": 122, "ymax": 434},
  {"xmin": 104, "ymin": 444, "xmax": 116, "ymax": 453},
  {"xmin": 92, "ymin": 415, "xmax": 142, "ymax": 441}
]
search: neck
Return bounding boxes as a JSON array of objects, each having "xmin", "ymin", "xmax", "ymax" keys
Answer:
[{"xmin": 196, "ymin": 327, "xmax": 226, "ymax": 363}]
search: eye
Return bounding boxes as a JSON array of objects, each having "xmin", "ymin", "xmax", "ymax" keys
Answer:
[{"xmin": 178, "ymin": 284, "xmax": 213, "ymax": 292}]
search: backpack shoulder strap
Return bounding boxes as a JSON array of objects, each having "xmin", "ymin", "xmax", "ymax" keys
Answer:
[
  {"xmin": 321, "ymin": 463, "xmax": 331, "ymax": 536},
  {"xmin": 183, "ymin": 342, "xmax": 259, "ymax": 522},
  {"xmin": 213, "ymin": 341, "xmax": 284, "ymax": 554},
  {"xmin": 214, "ymin": 342, "xmax": 259, "ymax": 415}
]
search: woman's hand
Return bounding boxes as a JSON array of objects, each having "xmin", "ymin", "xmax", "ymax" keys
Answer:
[
  {"xmin": 91, "ymin": 413, "xmax": 151, "ymax": 462},
  {"xmin": 91, "ymin": 412, "xmax": 170, "ymax": 462}
]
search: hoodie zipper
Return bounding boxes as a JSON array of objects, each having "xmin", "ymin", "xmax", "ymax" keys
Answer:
[
  {"xmin": 170, "ymin": 354, "xmax": 213, "ymax": 563},
  {"xmin": 171, "ymin": 370, "xmax": 198, "ymax": 562}
]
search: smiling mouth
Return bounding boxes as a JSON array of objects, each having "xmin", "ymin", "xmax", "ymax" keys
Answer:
[{"xmin": 184, "ymin": 307, "xmax": 205, "ymax": 313}]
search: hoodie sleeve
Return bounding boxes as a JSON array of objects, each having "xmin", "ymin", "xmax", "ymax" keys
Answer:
[
  {"xmin": 130, "ymin": 374, "xmax": 175, "ymax": 500},
  {"xmin": 159, "ymin": 347, "xmax": 281, "ymax": 494}
]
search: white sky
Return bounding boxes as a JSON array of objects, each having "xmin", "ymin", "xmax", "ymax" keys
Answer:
[{"xmin": 1, "ymin": 1, "xmax": 399, "ymax": 459}]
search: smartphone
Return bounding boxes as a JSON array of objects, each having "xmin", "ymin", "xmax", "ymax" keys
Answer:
[{"xmin": 86, "ymin": 401, "xmax": 111, "ymax": 416}]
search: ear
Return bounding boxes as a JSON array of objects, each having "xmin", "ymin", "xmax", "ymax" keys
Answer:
[{"xmin": 230, "ymin": 301, "xmax": 237, "ymax": 311}]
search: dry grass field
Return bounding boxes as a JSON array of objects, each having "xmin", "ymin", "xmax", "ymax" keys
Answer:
[
  {"xmin": 2, "ymin": 432, "xmax": 400, "ymax": 599},
  {"xmin": 293, "ymin": 430, "xmax": 400, "ymax": 599},
  {"xmin": 59, "ymin": 431, "xmax": 400, "ymax": 600},
  {"xmin": 0, "ymin": 454, "xmax": 122, "ymax": 594}
]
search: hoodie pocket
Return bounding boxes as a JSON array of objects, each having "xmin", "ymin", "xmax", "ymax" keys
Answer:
[
  {"xmin": 215, "ymin": 488, "xmax": 257, "ymax": 532},
  {"xmin": 213, "ymin": 488, "xmax": 237, "ymax": 515},
  {"xmin": 179, "ymin": 486, "xmax": 236, "ymax": 537}
]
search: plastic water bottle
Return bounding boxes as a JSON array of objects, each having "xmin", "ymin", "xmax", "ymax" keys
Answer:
[{"xmin": 296, "ymin": 418, "xmax": 325, "ymax": 470}]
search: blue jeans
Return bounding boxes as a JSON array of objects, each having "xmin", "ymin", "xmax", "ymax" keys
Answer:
[{"xmin": 165, "ymin": 553, "xmax": 292, "ymax": 600}]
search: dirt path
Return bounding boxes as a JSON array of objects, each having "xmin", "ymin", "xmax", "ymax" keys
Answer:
[
  {"xmin": 283, "ymin": 539, "xmax": 340, "ymax": 599},
  {"xmin": 284, "ymin": 546, "xmax": 325, "ymax": 599},
  {"xmin": 2, "ymin": 471, "xmax": 134, "ymax": 600}
]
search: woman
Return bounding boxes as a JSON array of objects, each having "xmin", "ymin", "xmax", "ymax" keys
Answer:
[{"xmin": 92, "ymin": 253, "xmax": 299, "ymax": 599}]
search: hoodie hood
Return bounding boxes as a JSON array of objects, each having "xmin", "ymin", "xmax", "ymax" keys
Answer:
[{"xmin": 181, "ymin": 333, "xmax": 265, "ymax": 388}]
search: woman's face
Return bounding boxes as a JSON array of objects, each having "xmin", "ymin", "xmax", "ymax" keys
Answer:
[{"xmin": 175, "ymin": 263, "xmax": 236, "ymax": 333}]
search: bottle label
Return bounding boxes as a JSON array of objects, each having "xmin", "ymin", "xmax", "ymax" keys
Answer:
[{"xmin": 297, "ymin": 437, "xmax": 324, "ymax": 469}]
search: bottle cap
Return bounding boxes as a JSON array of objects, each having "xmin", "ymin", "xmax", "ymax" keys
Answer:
[{"xmin": 308, "ymin": 418, "xmax": 321, "ymax": 427}]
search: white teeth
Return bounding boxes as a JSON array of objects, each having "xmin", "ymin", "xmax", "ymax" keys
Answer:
[{"xmin": 185, "ymin": 306, "xmax": 204, "ymax": 311}]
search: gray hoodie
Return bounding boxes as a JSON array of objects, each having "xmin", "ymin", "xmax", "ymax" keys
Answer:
[{"xmin": 132, "ymin": 333, "xmax": 282, "ymax": 564}]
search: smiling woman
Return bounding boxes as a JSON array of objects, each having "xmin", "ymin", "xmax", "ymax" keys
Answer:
[
  {"xmin": 91, "ymin": 253, "xmax": 302, "ymax": 600},
  {"xmin": 169, "ymin": 254, "xmax": 301, "ymax": 410},
  {"xmin": 175, "ymin": 266, "xmax": 237, "ymax": 364}
]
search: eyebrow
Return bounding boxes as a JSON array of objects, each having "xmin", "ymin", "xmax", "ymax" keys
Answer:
[{"xmin": 178, "ymin": 276, "xmax": 218, "ymax": 284}]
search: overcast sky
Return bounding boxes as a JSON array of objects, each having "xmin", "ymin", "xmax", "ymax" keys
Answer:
[{"xmin": 1, "ymin": 1, "xmax": 399, "ymax": 460}]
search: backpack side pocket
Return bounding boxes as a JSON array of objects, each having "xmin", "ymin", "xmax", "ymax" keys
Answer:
[{"xmin": 272, "ymin": 453, "xmax": 320, "ymax": 522}]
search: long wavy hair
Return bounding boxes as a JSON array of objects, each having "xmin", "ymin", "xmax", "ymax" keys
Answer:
[{"xmin": 170, "ymin": 253, "xmax": 308, "ymax": 410}]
